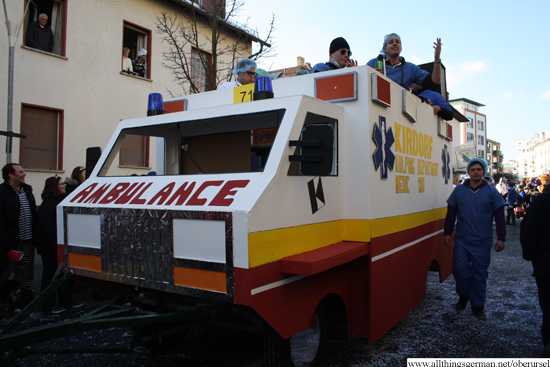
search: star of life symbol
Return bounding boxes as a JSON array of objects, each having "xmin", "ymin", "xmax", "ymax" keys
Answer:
[
  {"xmin": 372, "ymin": 116, "xmax": 395, "ymax": 180},
  {"xmin": 441, "ymin": 144, "xmax": 450, "ymax": 184}
]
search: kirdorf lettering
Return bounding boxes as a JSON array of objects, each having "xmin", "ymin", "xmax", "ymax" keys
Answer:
[{"xmin": 394, "ymin": 122, "xmax": 433, "ymax": 159}]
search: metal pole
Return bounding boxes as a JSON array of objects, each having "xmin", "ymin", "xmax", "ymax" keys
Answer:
[
  {"xmin": 3, "ymin": 0, "xmax": 31, "ymax": 164},
  {"xmin": 6, "ymin": 44, "xmax": 14, "ymax": 163}
]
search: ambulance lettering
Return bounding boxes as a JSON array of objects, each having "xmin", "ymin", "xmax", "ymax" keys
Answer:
[
  {"xmin": 70, "ymin": 180, "xmax": 250, "ymax": 207},
  {"xmin": 392, "ymin": 122, "xmax": 440, "ymax": 194}
]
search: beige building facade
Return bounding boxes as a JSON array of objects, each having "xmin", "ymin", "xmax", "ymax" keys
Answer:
[{"xmin": 0, "ymin": 0, "xmax": 260, "ymax": 201}]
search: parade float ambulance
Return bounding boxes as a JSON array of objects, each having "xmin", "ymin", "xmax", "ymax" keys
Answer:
[{"xmin": 57, "ymin": 65, "xmax": 454, "ymax": 364}]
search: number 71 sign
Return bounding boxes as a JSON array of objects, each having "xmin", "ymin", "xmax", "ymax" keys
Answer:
[{"xmin": 233, "ymin": 84, "xmax": 254, "ymax": 104}]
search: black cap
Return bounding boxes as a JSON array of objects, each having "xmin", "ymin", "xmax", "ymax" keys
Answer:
[{"xmin": 330, "ymin": 37, "xmax": 350, "ymax": 54}]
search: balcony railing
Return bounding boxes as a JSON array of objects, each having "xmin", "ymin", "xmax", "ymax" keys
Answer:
[{"xmin": 493, "ymin": 150, "xmax": 503, "ymax": 156}]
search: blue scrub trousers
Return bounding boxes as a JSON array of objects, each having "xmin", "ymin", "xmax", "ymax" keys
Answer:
[{"xmin": 452, "ymin": 238, "xmax": 492, "ymax": 308}]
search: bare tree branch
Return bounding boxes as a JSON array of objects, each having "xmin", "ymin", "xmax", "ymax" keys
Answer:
[{"xmin": 155, "ymin": 0, "xmax": 277, "ymax": 96}]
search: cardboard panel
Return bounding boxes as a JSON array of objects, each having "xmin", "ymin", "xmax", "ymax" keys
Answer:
[
  {"xmin": 371, "ymin": 73, "xmax": 391, "ymax": 107},
  {"xmin": 314, "ymin": 72, "xmax": 357, "ymax": 102},
  {"xmin": 402, "ymin": 90, "xmax": 417, "ymax": 122},
  {"xmin": 181, "ymin": 130, "xmax": 251, "ymax": 174},
  {"xmin": 165, "ymin": 100, "xmax": 187, "ymax": 113},
  {"xmin": 174, "ymin": 266, "xmax": 227, "ymax": 293}
]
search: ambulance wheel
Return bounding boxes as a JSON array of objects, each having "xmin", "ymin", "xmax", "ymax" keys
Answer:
[{"xmin": 264, "ymin": 306, "xmax": 326, "ymax": 367}]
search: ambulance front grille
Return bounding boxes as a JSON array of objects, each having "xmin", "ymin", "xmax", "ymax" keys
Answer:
[{"xmin": 102, "ymin": 209, "xmax": 174, "ymax": 285}]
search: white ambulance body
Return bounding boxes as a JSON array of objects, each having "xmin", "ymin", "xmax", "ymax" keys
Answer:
[{"xmin": 57, "ymin": 65, "xmax": 454, "ymax": 358}]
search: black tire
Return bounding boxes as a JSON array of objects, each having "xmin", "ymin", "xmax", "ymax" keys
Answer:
[{"xmin": 264, "ymin": 305, "xmax": 326, "ymax": 367}]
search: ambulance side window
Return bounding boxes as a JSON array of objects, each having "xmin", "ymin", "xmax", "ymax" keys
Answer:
[{"xmin": 288, "ymin": 112, "xmax": 338, "ymax": 177}]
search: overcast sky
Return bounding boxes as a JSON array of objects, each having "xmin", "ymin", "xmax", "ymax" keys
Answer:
[{"xmin": 235, "ymin": 0, "xmax": 550, "ymax": 161}]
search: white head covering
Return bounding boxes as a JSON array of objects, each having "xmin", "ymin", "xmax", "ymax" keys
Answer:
[{"xmin": 137, "ymin": 48, "xmax": 147, "ymax": 57}]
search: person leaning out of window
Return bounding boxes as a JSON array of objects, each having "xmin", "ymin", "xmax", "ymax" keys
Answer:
[
  {"xmin": 133, "ymin": 48, "xmax": 147, "ymax": 78},
  {"xmin": 122, "ymin": 47, "xmax": 135, "ymax": 75}
]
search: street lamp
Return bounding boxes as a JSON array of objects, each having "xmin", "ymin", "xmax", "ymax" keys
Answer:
[{"xmin": 2, "ymin": 0, "xmax": 31, "ymax": 164}]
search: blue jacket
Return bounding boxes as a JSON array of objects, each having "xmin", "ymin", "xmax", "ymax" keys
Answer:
[
  {"xmin": 367, "ymin": 56, "xmax": 430, "ymax": 91},
  {"xmin": 446, "ymin": 181, "xmax": 506, "ymax": 243},
  {"xmin": 309, "ymin": 62, "xmax": 340, "ymax": 73},
  {"xmin": 418, "ymin": 90, "xmax": 453, "ymax": 120},
  {"xmin": 506, "ymin": 187, "xmax": 517, "ymax": 204}
]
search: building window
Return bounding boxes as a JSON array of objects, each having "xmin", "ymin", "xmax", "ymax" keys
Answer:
[
  {"xmin": 478, "ymin": 150, "xmax": 484, "ymax": 158},
  {"xmin": 191, "ymin": 48, "xmax": 212, "ymax": 93},
  {"xmin": 467, "ymin": 132, "xmax": 474, "ymax": 142},
  {"xmin": 478, "ymin": 136, "xmax": 484, "ymax": 145},
  {"xmin": 477, "ymin": 120, "xmax": 484, "ymax": 131},
  {"xmin": 122, "ymin": 21, "xmax": 151, "ymax": 79},
  {"xmin": 24, "ymin": 0, "xmax": 67, "ymax": 56},
  {"xmin": 20, "ymin": 104, "xmax": 63, "ymax": 170},
  {"xmin": 119, "ymin": 134, "xmax": 149, "ymax": 168},
  {"xmin": 467, "ymin": 118, "xmax": 473, "ymax": 128}
]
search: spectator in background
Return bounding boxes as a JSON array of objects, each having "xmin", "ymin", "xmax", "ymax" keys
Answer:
[
  {"xmin": 310, "ymin": 37, "xmax": 357, "ymax": 73},
  {"xmin": 367, "ymin": 33, "xmax": 442, "ymax": 91},
  {"xmin": 538, "ymin": 174, "xmax": 549, "ymax": 193},
  {"xmin": 0, "ymin": 164, "xmax": 36, "ymax": 289},
  {"xmin": 64, "ymin": 166, "xmax": 86, "ymax": 195},
  {"xmin": 410, "ymin": 83, "xmax": 453, "ymax": 120},
  {"xmin": 133, "ymin": 48, "xmax": 147, "ymax": 78},
  {"xmin": 218, "ymin": 59, "xmax": 257, "ymax": 89},
  {"xmin": 506, "ymin": 182, "xmax": 517, "ymax": 226},
  {"xmin": 26, "ymin": 13, "xmax": 54, "ymax": 53},
  {"xmin": 520, "ymin": 186, "xmax": 532, "ymax": 214},
  {"xmin": 36, "ymin": 176, "xmax": 84, "ymax": 314},
  {"xmin": 122, "ymin": 47, "xmax": 134, "ymax": 75},
  {"xmin": 497, "ymin": 177, "xmax": 508, "ymax": 201},
  {"xmin": 520, "ymin": 188, "xmax": 550, "ymax": 354}
]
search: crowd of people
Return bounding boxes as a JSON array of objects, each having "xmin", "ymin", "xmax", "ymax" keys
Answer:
[
  {"xmin": 0, "ymin": 163, "xmax": 86, "ymax": 314},
  {"xmin": 215, "ymin": 34, "xmax": 453, "ymax": 120}
]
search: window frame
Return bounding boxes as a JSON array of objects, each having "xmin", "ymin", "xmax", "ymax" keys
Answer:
[
  {"xmin": 477, "ymin": 120, "xmax": 484, "ymax": 131},
  {"xmin": 122, "ymin": 20, "xmax": 152, "ymax": 79},
  {"xmin": 19, "ymin": 103, "xmax": 64, "ymax": 171},
  {"xmin": 191, "ymin": 47, "xmax": 213, "ymax": 93}
]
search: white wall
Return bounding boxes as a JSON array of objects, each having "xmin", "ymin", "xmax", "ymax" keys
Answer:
[{"xmin": 0, "ymin": 0, "xmax": 251, "ymax": 202}]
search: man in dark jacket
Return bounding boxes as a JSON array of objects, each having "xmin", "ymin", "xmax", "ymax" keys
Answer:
[
  {"xmin": 26, "ymin": 13, "xmax": 54, "ymax": 53},
  {"xmin": 0, "ymin": 163, "xmax": 37, "ymax": 289},
  {"xmin": 520, "ymin": 190, "xmax": 550, "ymax": 352},
  {"xmin": 309, "ymin": 37, "xmax": 357, "ymax": 73}
]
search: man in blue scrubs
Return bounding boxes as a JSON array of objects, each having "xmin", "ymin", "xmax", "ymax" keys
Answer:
[
  {"xmin": 444, "ymin": 158, "xmax": 506, "ymax": 320},
  {"xmin": 367, "ymin": 33, "xmax": 442, "ymax": 91}
]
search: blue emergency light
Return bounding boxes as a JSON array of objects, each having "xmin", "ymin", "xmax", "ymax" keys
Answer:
[
  {"xmin": 253, "ymin": 76, "xmax": 274, "ymax": 100},
  {"xmin": 147, "ymin": 93, "xmax": 164, "ymax": 116}
]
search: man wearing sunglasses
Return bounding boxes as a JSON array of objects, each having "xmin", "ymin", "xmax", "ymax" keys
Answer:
[
  {"xmin": 310, "ymin": 37, "xmax": 357, "ymax": 73},
  {"xmin": 367, "ymin": 33, "xmax": 442, "ymax": 92},
  {"xmin": 218, "ymin": 59, "xmax": 258, "ymax": 90}
]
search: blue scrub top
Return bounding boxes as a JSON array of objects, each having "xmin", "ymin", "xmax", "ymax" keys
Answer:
[{"xmin": 447, "ymin": 184, "xmax": 505, "ymax": 243}]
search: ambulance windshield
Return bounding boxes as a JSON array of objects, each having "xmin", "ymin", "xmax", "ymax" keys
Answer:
[{"xmin": 98, "ymin": 109, "xmax": 285, "ymax": 177}]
